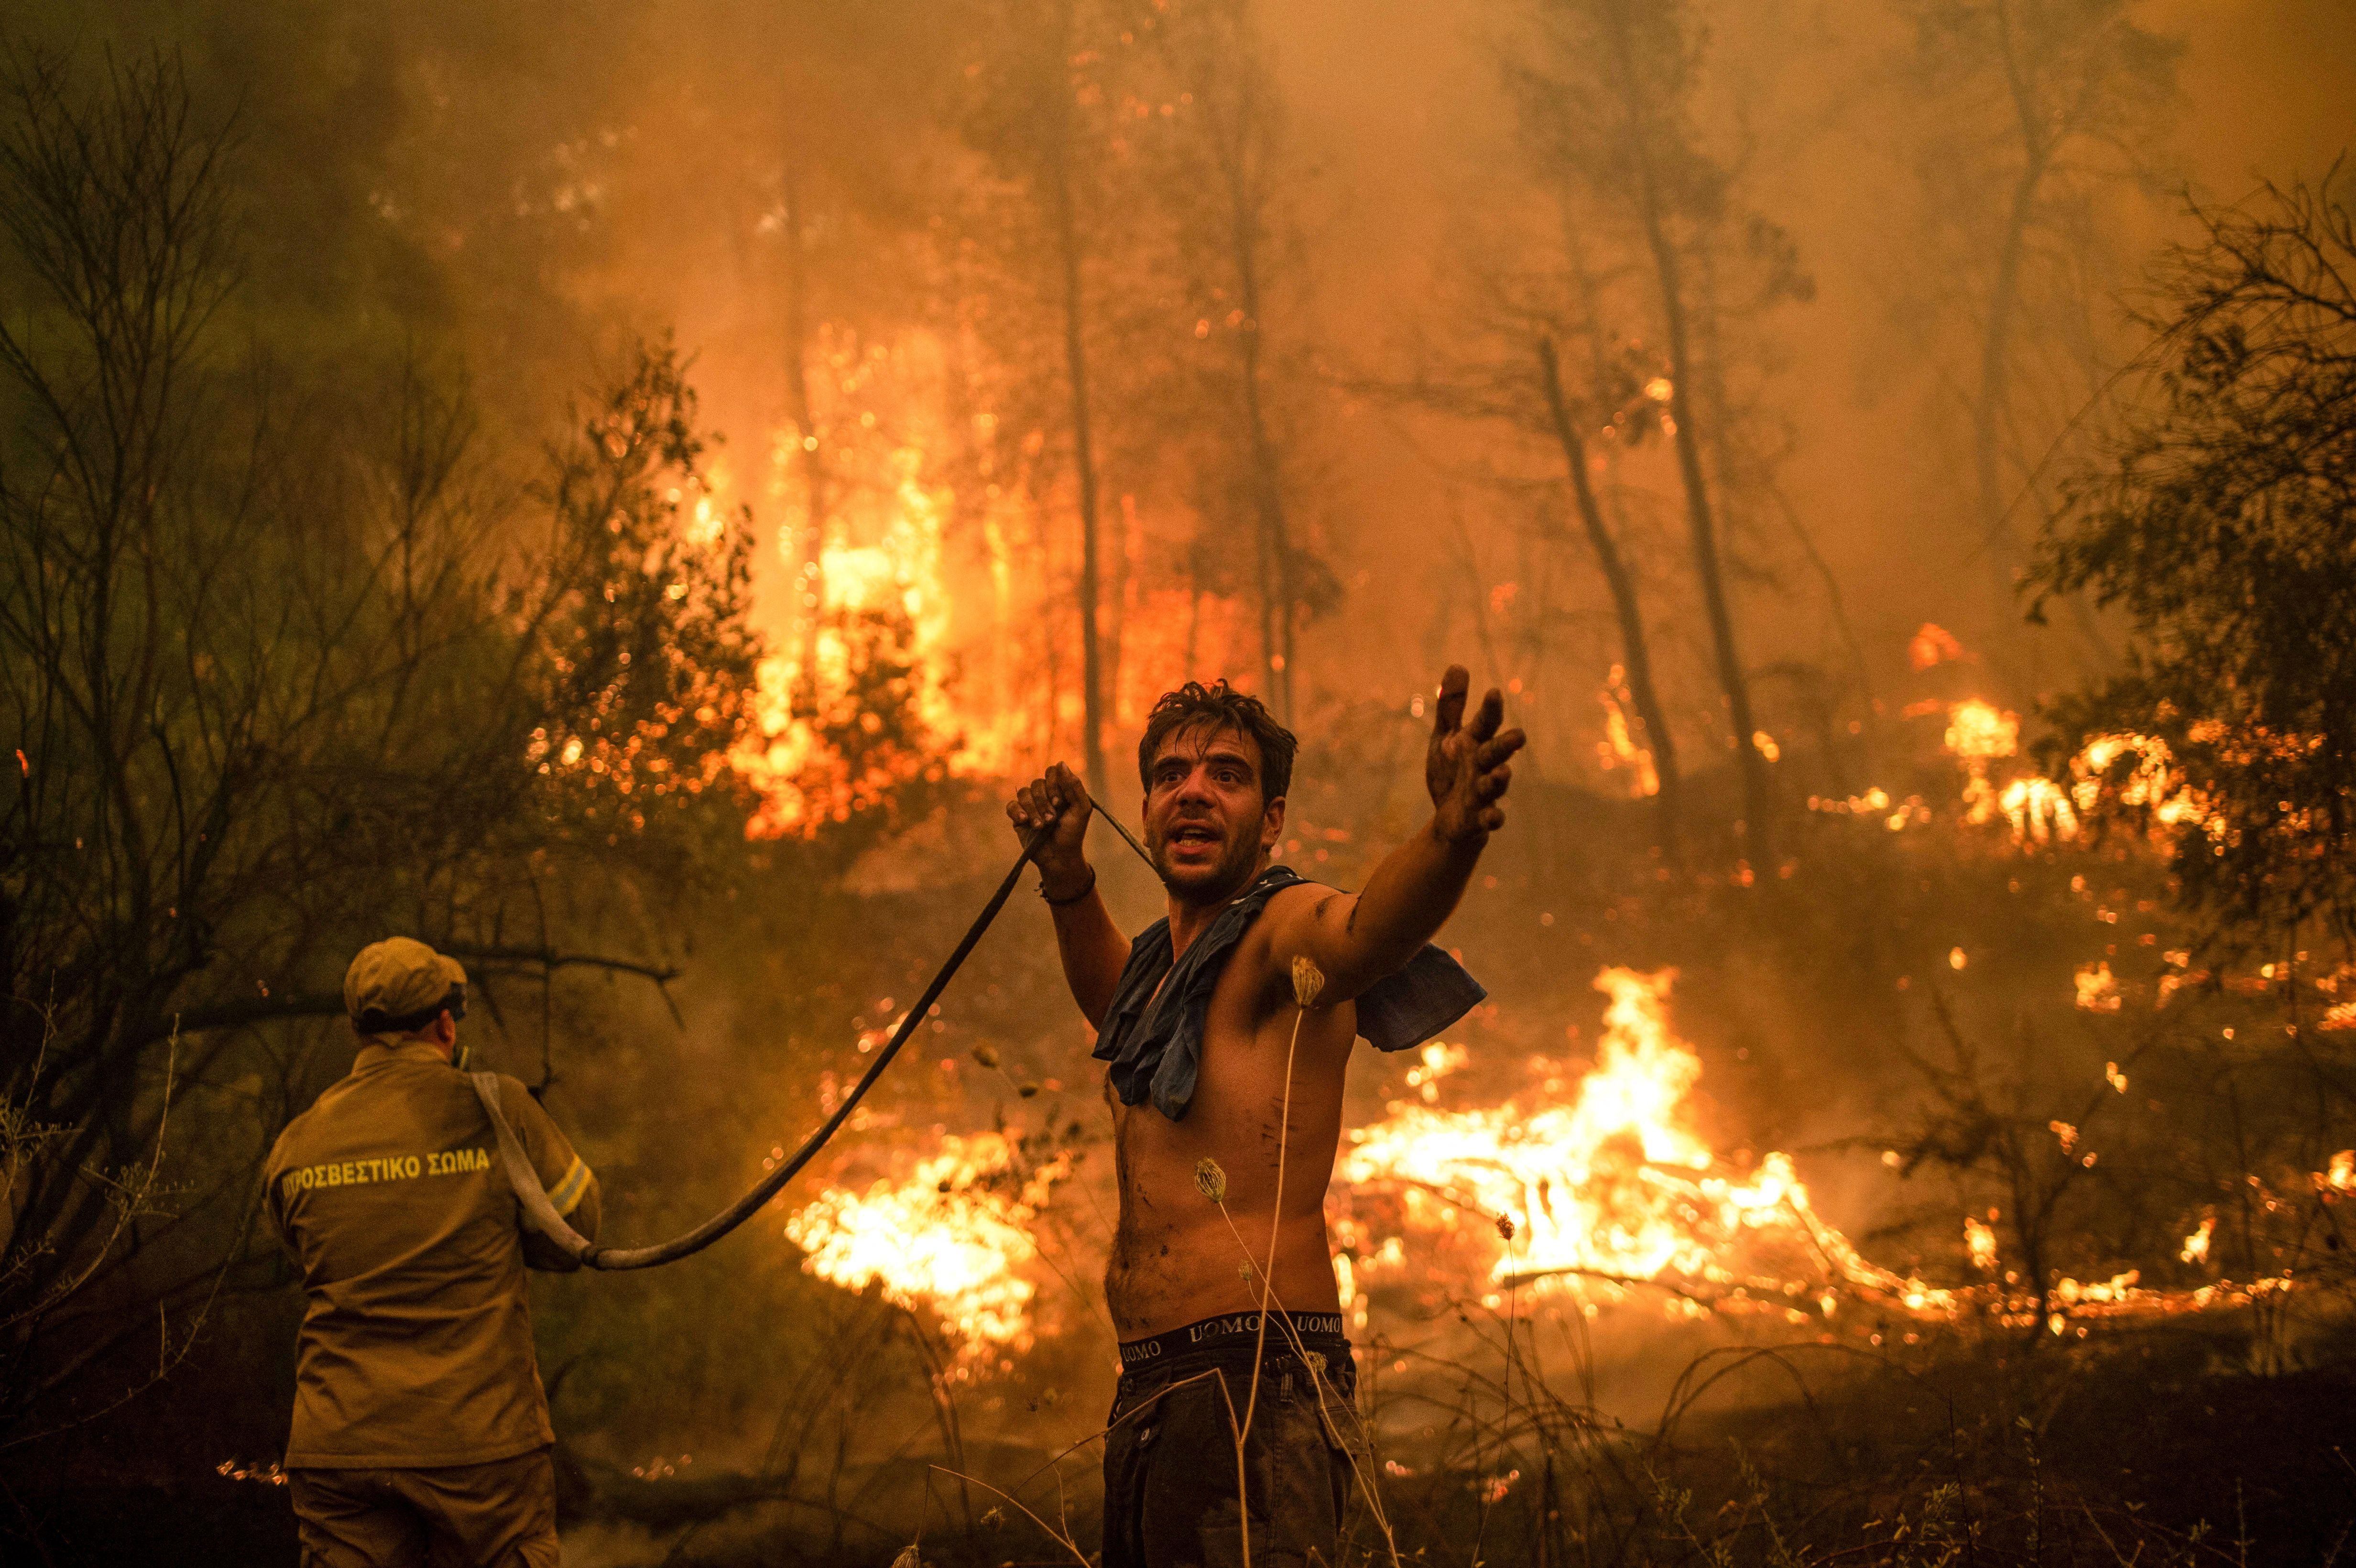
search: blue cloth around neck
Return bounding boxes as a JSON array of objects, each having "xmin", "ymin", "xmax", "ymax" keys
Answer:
[{"xmin": 1091, "ymin": 865, "xmax": 1487, "ymax": 1122}]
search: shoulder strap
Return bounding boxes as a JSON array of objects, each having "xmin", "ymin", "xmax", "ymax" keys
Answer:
[{"xmin": 469, "ymin": 1072, "xmax": 596, "ymax": 1263}]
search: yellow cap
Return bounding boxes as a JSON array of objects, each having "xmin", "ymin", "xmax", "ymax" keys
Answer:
[{"xmin": 344, "ymin": 937, "xmax": 468, "ymax": 1033}]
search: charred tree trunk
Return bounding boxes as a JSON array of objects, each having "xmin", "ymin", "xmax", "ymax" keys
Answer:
[
  {"xmin": 1980, "ymin": 16, "xmax": 2110, "ymax": 669},
  {"xmin": 1655, "ymin": 254, "xmax": 1773, "ymax": 866},
  {"xmin": 1536, "ymin": 337, "xmax": 1680, "ymax": 858},
  {"xmin": 780, "ymin": 159, "xmax": 829, "ymax": 707},
  {"xmin": 1173, "ymin": 4, "xmax": 1296, "ymax": 722},
  {"xmin": 1047, "ymin": 110, "xmax": 1108, "ymax": 798},
  {"xmin": 1976, "ymin": 143, "xmax": 2042, "ymax": 619},
  {"xmin": 1229, "ymin": 176, "xmax": 1294, "ymax": 724},
  {"xmin": 1687, "ymin": 242, "xmax": 1879, "ymax": 775},
  {"xmin": 1601, "ymin": 0, "xmax": 1773, "ymax": 865},
  {"xmin": 1105, "ymin": 492, "xmax": 1136, "ymax": 738}
]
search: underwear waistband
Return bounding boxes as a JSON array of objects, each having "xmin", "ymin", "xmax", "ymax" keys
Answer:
[{"xmin": 1117, "ymin": 1310, "xmax": 1349, "ymax": 1370}]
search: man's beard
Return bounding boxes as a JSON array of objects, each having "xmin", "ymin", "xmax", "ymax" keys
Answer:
[{"xmin": 1150, "ymin": 822, "xmax": 1265, "ymax": 903}]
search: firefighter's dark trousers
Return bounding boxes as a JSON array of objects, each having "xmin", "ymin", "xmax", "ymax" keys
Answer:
[{"xmin": 288, "ymin": 1446, "xmax": 559, "ymax": 1568}]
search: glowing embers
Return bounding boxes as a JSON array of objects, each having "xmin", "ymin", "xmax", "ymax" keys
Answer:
[
  {"xmin": 1964, "ymin": 1215, "xmax": 2000, "ymax": 1273},
  {"xmin": 1944, "ymin": 698, "xmax": 2019, "ymax": 762},
  {"xmin": 783, "ymin": 1131, "xmax": 1070, "ymax": 1361},
  {"xmin": 1944, "ymin": 698, "xmax": 2019, "ymax": 827},
  {"xmin": 216, "ymin": 1459, "xmax": 287, "ymax": 1487},
  {"xmin": 1999, "ymin": 776, "xmax": 2079, "ymax": 844},
  {"xmin": 2317, "ymin": 966, "xmax": 2356, "ymax": 1031},
  {"xmin": 1807, "ymin": 785, "xmax": 1932, "ymax": 833},
  {"xmin": 1936, "ymin": 710, "xmax": 2249, "ymax": 850},
  {"xmin": 1909, "ymin": 622, "xmax": 1967, "ymax": 671},
  {"xmin": 2071, "ymin": 732, "xmax": 2222, "ymax": 839},
  {"xmin": 1924, "ymin": 703, "xmax": 2149, "ymax": 847},
  {"xmin": 2073, "ymin": 962, "xmax": 2122, "ymax": 1013}
]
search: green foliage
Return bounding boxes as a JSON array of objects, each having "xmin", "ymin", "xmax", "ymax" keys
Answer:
[
  {"xmin": 0, "ymin": 49, "xmax": 766, "ymax": 1436},
  {"xmin": 2032, "ymin": 170, "xmax": 2356, "ymax": 947},
  {"xmin": 531, "ymin": 337, "xmax": 763, "ymax": 849}
]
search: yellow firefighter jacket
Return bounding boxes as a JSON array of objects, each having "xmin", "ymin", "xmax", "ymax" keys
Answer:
[{"xmin": 264, "ymin": 1039, "xmax": 600, "ymax": 1468}]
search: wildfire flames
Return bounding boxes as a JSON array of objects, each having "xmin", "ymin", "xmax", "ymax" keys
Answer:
[
  {"xmin": 784, "ymin": 963, "xmax": 2312, "ymax": 1360},
  {"xmin": 1335, "ymin": 968, "xmax": 1966, "ymax": 1329},
  {"xmin": 706, "ymin": 342, "xmax": 1265, "ymax": 837},
  {"xmin": 735, "ymin": 446, "xmax": 961, "ymax": 835},
  {"xmin": 1928, "ymin": 695, "xmax": 2230, "ymax": 851},
  {"xmin": 1595, "ymin": 667, "xmax": 1659, "ymax": 798},
  {"xmin": 761, "ymin": 613, "xmax": 2312, "ymax": 1363},
  {"xmin": 782, "ymin": 1131, "xmax": 1071, "ymax": 1363}
]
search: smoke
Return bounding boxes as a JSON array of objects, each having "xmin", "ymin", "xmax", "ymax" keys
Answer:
[{"xmin": 7, "ymin": 2, "xmax": 2352, "ymax": 1556}]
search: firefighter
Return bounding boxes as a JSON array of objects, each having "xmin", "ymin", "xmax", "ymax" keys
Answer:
[{"xmin": 265, "ymin": 937, "xmax": 600, "ymax": 1568}]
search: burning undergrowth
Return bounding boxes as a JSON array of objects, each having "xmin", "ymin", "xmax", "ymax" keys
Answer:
[
  {"xmin": 782, "ymin": 1129, "xmax": 1073, "ymax": 1365},
  {"xmin": 547, "ymin": 659, "xmax": 2356, "ymax": 1565},
  {"xmin": 757, "ymin": 676, "xmax": 2332, "ymax": 1369},
  {"xmin": 776, "ymin": 955, "xmax": 2326, "ymax": 1375}
]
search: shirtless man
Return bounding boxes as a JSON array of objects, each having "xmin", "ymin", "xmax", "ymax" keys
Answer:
[{"xmin": 1007, "ymin": 667, "xmax": 1523, "ymax": 1566}]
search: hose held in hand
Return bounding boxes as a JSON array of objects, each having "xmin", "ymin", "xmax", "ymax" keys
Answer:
[{"xmin": 494, "ymin": 791, "xmax": 1148, "ymax": 1273}]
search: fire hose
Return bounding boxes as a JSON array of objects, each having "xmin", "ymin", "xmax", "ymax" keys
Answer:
[{"xmin": 474, "ymin": 800, "xmax": 1155, "ymax": 1272}]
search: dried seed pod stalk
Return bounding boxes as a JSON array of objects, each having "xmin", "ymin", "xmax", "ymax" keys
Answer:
[{"xmin": 1291, "ymin": 955, "xmax": 1326, "ymax": 1009}]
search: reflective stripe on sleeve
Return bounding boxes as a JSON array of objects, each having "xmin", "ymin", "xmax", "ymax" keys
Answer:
[{"xmin": 547, "ymin": 1156, "xmax": 592, "ymax": 1218}]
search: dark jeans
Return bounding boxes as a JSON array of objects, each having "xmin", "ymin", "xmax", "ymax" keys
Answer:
[{"xmin": 1102, "ymin": 1341, "xmax": 1369, "ymax": 1568}]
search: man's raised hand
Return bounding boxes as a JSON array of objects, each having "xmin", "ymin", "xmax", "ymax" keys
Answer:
[
  {"xmin": 1008, "ymin": 762, "xmax": 1095, "ymax": 900},
  {"xmin": 1425, "ymin": 665, "xmax": 1527, "ymax": 845}
]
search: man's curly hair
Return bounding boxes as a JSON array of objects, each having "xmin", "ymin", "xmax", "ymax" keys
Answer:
[{"xmin": 1136, "ymin": 681, "xmax": 1298, "ymax": 805}]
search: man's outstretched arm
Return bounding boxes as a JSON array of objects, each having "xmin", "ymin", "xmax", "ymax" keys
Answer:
[
  {"xmin": 1265, "ymin": 665, "xmax": 1525, "ymax": 1003},
  {"xmin": 1009, "ymin": 762, "xmax": 1129, "ymax": 1028}
]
